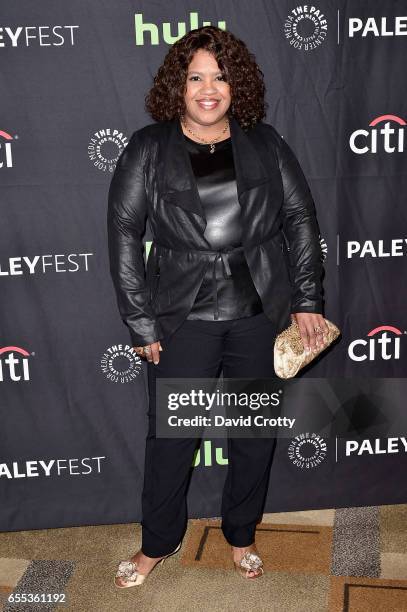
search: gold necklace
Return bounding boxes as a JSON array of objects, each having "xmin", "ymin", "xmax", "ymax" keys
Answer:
[{"xmin": 181, "ymin": 115, "xmax": 230, "ymax": 153}]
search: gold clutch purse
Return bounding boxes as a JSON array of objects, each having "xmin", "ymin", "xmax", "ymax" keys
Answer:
[{"xmin": 273, "ymin": 317, "xmax": 340, "ymax": 379}]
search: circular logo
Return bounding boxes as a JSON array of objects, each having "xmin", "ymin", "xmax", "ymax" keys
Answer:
[
  {"xmin": 284, "ymin": 5, "xmax": 328, "ymax": 51},
  {"xmin": 100, "ymin": 344, "xmax": 143, "ymax": 383},
  {"xmin": 88, "ymin": 129, "xmax": 128, "ymax": 173},
  {"xmin": 288, "ymin": 432, "xmax": 327, "ymax": 468}
]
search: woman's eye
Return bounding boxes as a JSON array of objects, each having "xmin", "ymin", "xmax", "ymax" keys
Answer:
[{"xmin": 189, "ymin": 75, "xmax": 227, "ymax": 81}]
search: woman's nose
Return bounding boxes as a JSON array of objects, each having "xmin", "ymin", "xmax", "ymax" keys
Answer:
[{"xmin": 199, "ymin": 80, "xmax": 218, "ymax": 93}]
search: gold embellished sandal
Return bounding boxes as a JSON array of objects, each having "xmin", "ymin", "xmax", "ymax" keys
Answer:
[
  {"xmin": 234, "ymin": 550, "xmax": 264, "ymax": 579},
  {"xmin": 114, "ymin": 542, "xmax": 182, "ymax": 588}
]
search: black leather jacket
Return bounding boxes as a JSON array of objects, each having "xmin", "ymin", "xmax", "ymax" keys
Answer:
[
  {"xmin": 183, "ymin": 134, "xmax": 264, "ymax": 321},
  {"xmin": 107, "ymin": 115, "xmax": 324, "ymax": 346}
]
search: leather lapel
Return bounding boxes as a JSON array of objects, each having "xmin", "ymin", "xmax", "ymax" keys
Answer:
[
  {"xmin": 229, "ymin": 114, "xmax": 270, "ymax": 196},
  {"xmin": 161, "ymin": 116, "xmax": 205, "ymax": 225},
  {"xmin": 161, "ymin": 114, "xmax": 270, "ymax": 233}
]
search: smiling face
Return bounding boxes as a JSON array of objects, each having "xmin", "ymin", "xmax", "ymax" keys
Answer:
[{"xmin": 182, "ymin": 48, "xmax": 231, "ymax": 133}]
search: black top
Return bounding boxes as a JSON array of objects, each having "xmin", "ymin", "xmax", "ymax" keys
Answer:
[{"xmin": 183, "ymin": 134, "xmax": 263, "ymax": 320}]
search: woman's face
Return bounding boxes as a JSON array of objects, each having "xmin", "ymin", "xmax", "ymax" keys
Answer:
[{"xmin": 183, "ymin": 48, "xmax": 231, "ymax": 128}]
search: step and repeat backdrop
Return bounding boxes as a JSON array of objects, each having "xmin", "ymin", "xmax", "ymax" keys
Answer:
[{"xmin": 1, "ymin": 1, "xmax": 406, "ymax": 531}]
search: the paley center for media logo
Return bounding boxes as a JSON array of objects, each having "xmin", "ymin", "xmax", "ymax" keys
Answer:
[
  {"xmin": 284, "ymin": 5, "xmax": 328, "ymax": 51},
  {"xmin": 88, "ymin": 129, "xmax": 129, "ymax": 173},
  {"xmin": 100, "ymin": 344, "xmax": 143, "ymax": 383},
  {"xmin": 288, "ymin": 432, "xmax": 327, "ymax": 469}
]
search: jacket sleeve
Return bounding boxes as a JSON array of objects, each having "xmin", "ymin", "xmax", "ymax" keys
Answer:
[
  {"xmin": 107, "ymin": 130, "xmax": 163, "ymax": 346},
  {"xmin": 273, "ymin": 128, "xmax": 324, "ymax": 314}
]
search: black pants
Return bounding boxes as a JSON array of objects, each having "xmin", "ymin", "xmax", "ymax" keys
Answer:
[{"xmin": 141, "ymin": 311, "xmax": 278, "ymax": 557}]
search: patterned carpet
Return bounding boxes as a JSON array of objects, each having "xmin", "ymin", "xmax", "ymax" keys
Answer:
[{"xmin": 1, "ymin": 504, "xmax": 406, "ymax": 611}]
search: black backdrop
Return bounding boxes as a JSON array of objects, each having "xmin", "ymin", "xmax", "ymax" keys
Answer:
[{"xmin": 1, "ymin": 1, "xmax": 406, "ymax": 532}]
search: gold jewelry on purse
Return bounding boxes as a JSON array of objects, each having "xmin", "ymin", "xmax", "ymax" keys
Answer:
[
  {"xmin": 273, "ymin": 317, "xmax": 340, "ymax": 379},
  {"xmin": 180, "ymin": 115, "xmax": 230, "ymax": 153}
]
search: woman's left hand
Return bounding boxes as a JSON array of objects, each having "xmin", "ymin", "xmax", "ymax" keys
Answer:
[{"xmin": 291, "ymin": 312, "xmax": 330, "ymax": 353}]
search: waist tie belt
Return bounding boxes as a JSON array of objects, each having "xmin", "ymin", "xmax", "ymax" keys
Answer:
[
  {"xmin": 154, "ymin": 243, "xmax": 245, "ymax": 321},
  {"xmin": 209, "ymin": 245, "xmax": 245, "ymax": 320}
]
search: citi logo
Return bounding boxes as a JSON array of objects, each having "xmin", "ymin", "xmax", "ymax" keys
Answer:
[
  {"xmin": 135, "ymin": 12, "xmax": 226, "ymax": 46},
  {"xmin": 348, "ymin": 325, "xmax": 403, "ymax": 362},
  {"xmin": 0, "ymin": 346, "xmax": 31, "ymax": 382},
  {"xmin": 0, "ymin": 130, "xmax": 14, "ymax": 169},
  {"xmin": 349, "ymin": 114, "xmax": 405, "ymax": 154}
]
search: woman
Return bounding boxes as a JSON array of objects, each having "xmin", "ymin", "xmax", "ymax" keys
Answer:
[{"xmin": 108, "ymin": 25, "xmax": 328, "ymax": 585}]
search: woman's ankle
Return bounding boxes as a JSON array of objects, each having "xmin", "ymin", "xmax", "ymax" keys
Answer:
[{"xmin": 231, "ymin": 543, "xmax": 257, "ymax": 558}]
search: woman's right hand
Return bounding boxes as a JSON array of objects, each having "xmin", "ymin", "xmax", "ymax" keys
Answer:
[{"xmin": 134, "ymin": 341, "xmax": 163, "ymax": 365}]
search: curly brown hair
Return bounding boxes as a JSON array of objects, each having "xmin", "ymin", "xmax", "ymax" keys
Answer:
[{"xmin": 145, "ymin": 26, "xmax": 267, "ymax": 130}]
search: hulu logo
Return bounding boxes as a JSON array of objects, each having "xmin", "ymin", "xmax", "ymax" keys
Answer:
[
  {"xmin": 192, "ymin": 440, "xmax": 228, "ymax": 467},
  {"xmin": 135, "ymin": 12, "xmax": 226, "ymax": 46}
]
